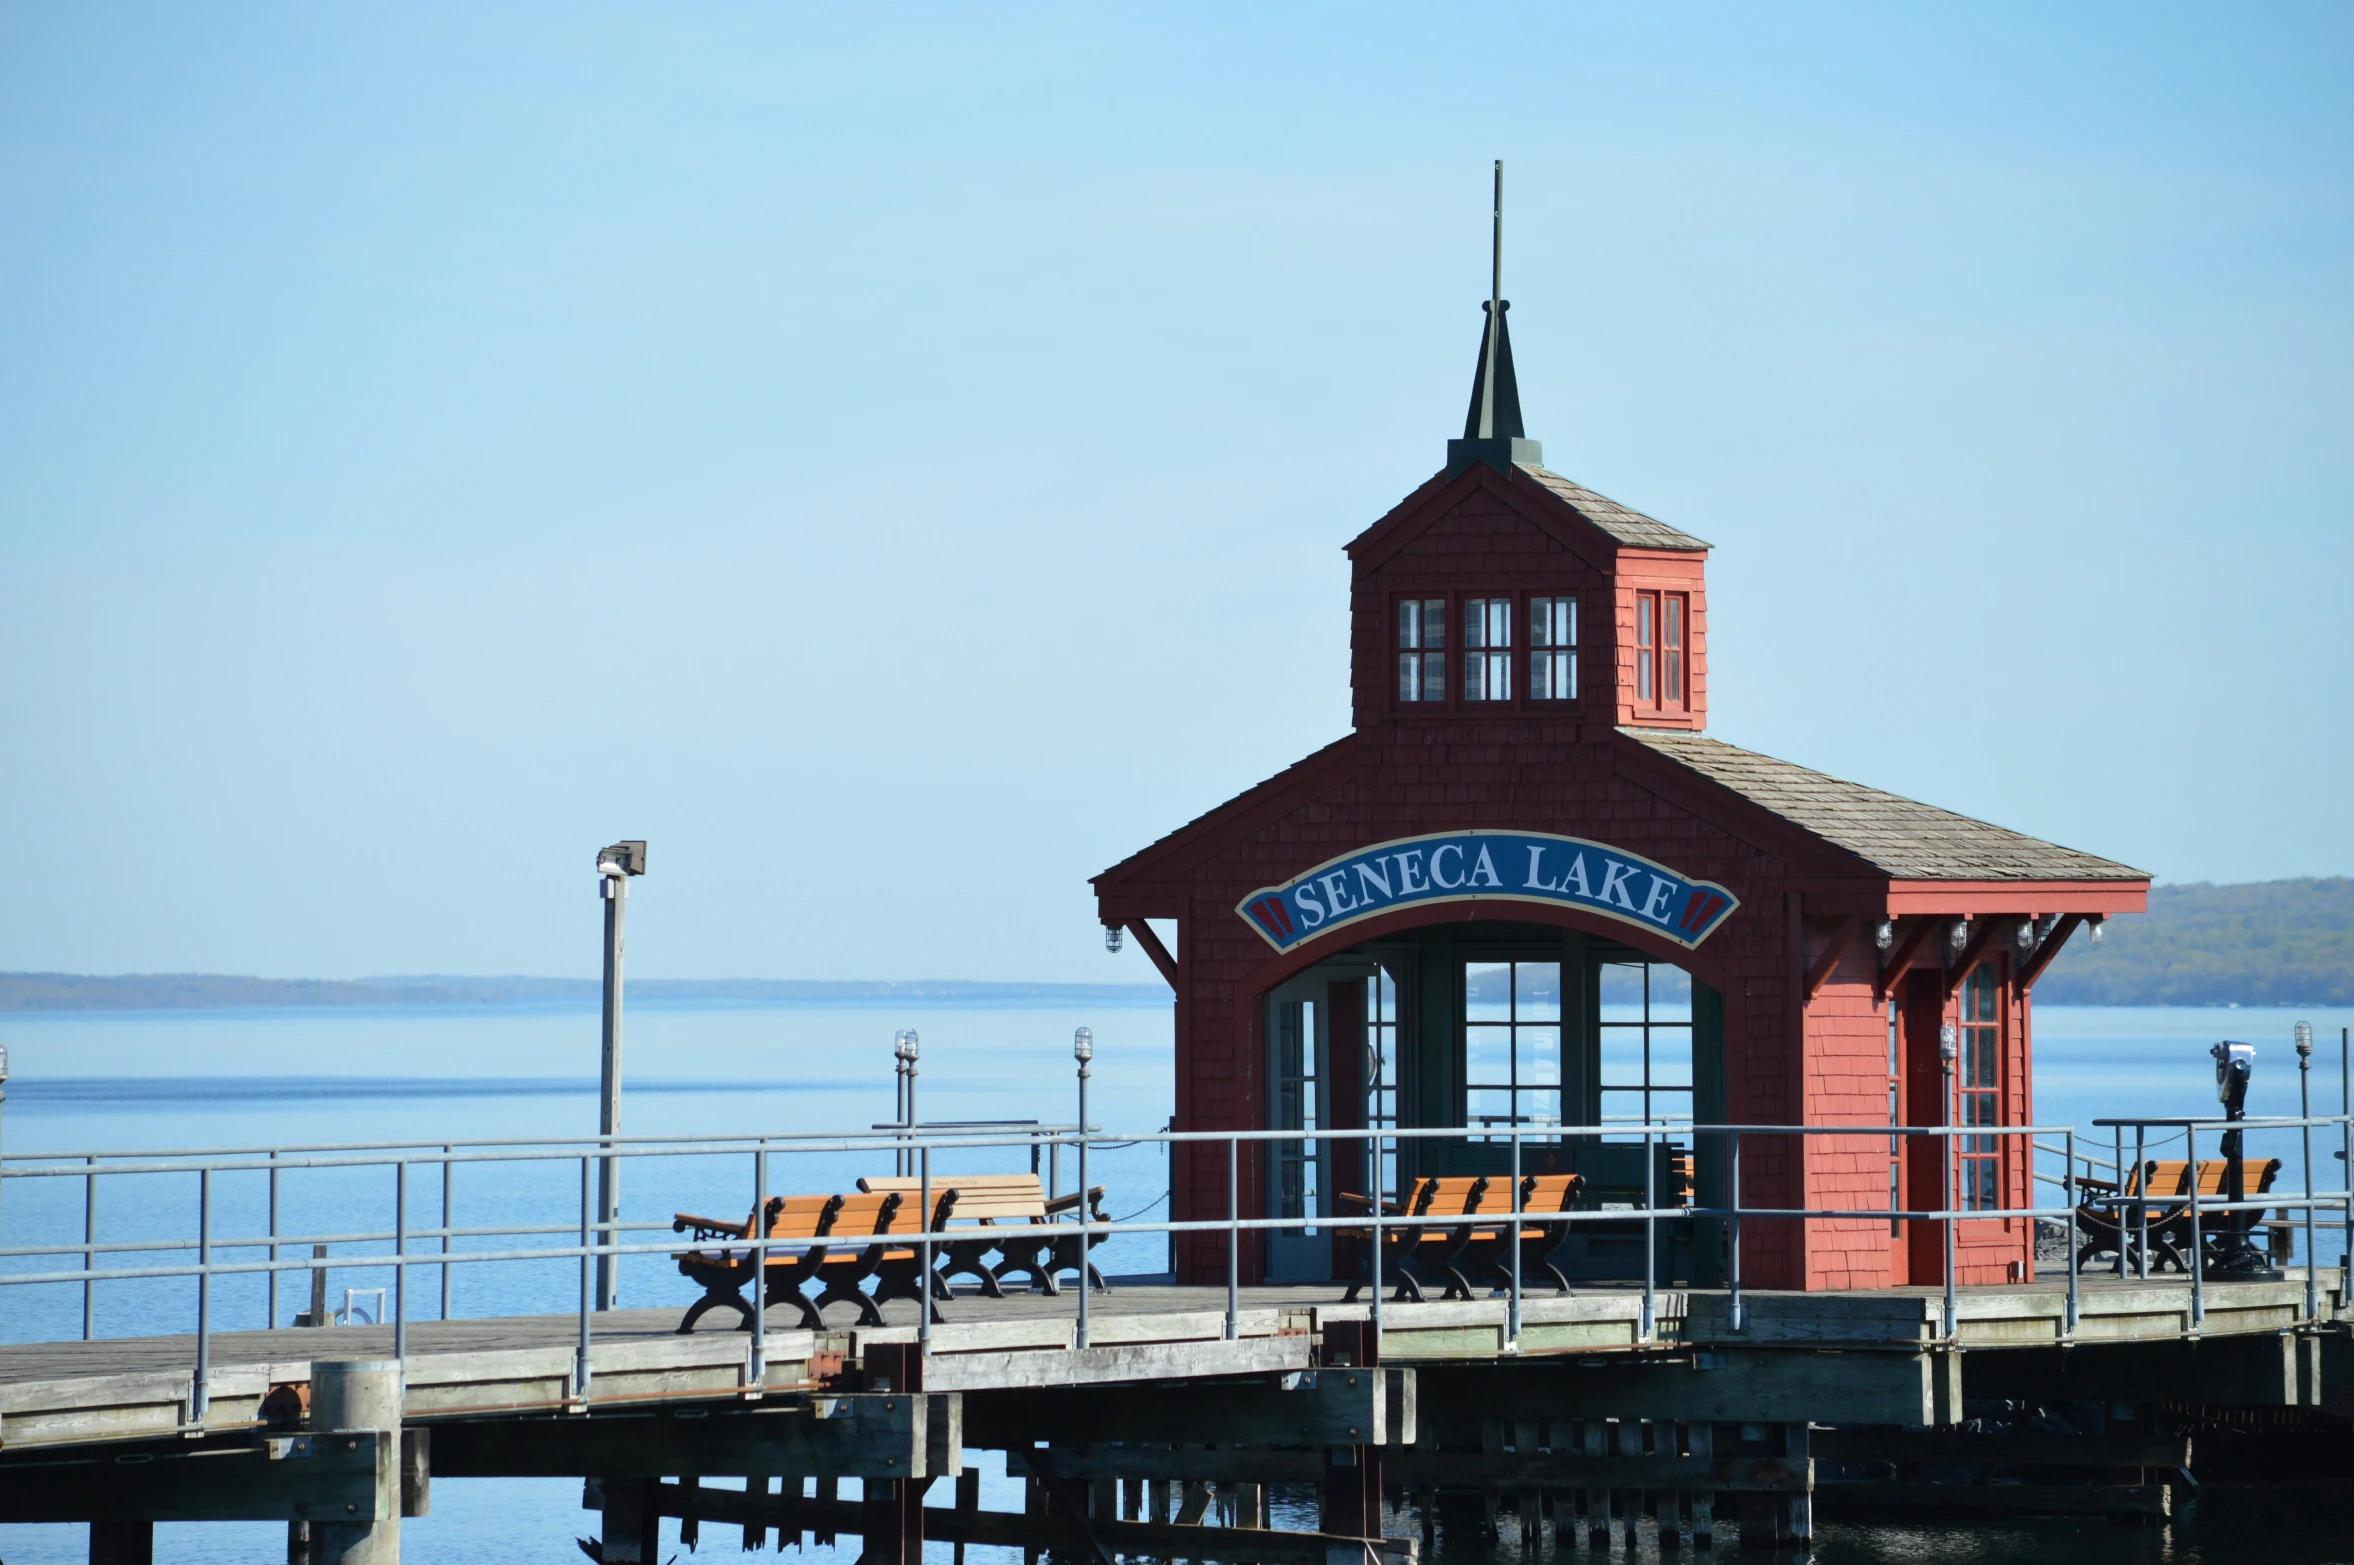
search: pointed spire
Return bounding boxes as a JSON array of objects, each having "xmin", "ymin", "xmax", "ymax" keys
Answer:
[{"xmin": 1447, "ymin": 160, "xmax": 1543, "ymax": 477}]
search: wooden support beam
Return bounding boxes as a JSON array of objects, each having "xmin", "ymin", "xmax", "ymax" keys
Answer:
[
  {"xmin": 1802, "ymin": 917, "xmax": 1863, "ymax": 1004},
  {"xmin": 2015, "ymin": 914, "xmax": 2085, "ymax": 993},
  {"xmin": 966, "ymin": 1368, "xmax": 1408, "ymax": 1450},
  {"xmin": 427, "ymin": 1395, "xmax": 945, "ymax": 1479},
  {"xmin": 1809, "ymin": 1428, "xmax": 2190, "ymax": 1468},
  {"xmin": 618, "ymin": 1481, "xmax": 1420, "ymax": 1565},
  {"xmin": 0, "ymin": 1431, "xmax": 386, "ymax": 1524},
  {"xmin": 1125, "ymin": 920, "xmax": 1180, "ymax": 990},
  {"xmin": 1004, "ymin": 1445, "xmax": 1810, "ymax": 1493},
  {"xmin": 1941, "ymin": 918, "xmax": 2002, "ymax": 1002},
  {"xmin": 1875, "ymin": 918, "xmax": 1936, "ymax": 1001},
  {"xmin": 1416, "ymin": 1352, "xmax": 1941, "ymax": 1429}
]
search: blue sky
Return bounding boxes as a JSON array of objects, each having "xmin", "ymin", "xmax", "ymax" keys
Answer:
[{"xmin": 2, "ymin": 5, "xmax": 2348, "ymax": 984}]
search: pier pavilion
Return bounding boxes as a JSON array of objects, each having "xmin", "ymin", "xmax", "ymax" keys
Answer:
[{"xmin": 1094, "ymin": 276, "xmax": 2149, "ymax": 1295}]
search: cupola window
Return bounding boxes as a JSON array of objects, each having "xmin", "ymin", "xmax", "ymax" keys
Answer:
[
  {"xmin": 1529, "ymin": 596, "xmax": 1577, "ymax": 700},
  {"xmin": 1463, "ymin": 598, "xmax": 1512, "ymax": 701},
  {"xmin": 1397, "ymin": 599, "xmax": 1446, "ymax": 702},
  {"xmin": 1635, "ymin": 591, "xmax": 1689, "ymax": 710}
]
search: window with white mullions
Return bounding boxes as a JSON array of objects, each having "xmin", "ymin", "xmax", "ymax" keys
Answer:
[
  {"xmin": 1597, "ymin": 961, "xmax": 1694, "ymax": 1138},
  {"xmin": 1270, "ymin": 999, "xmax": 1321, "ymax": 1234},
  {"xmin": 1958, "ymin": 964, "xmax": 2001, "ymax": 1212},
  {"xmin": 1463, "ymin": 959, "xmax": 1560, "ymax": 1138},
  {"xmin": 1464, "ymin": 598, "xmax": 1512, "ymax": 701},
  {"xmin": 1397, "ymin": 599, "xmax": 1446, "ymax": 703},
  {"xmin": 1530, "ymin": 596, "xmax": 1576, "ymax": 700}
]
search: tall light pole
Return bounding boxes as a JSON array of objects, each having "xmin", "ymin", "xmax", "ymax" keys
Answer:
[
  {"xmin": 894, "ymin": 1030, "xmax": 921, "ymax": 1176},
  {"xmin": 595, "ymin": 839, "xmax": 647, "ymax": 1312}
]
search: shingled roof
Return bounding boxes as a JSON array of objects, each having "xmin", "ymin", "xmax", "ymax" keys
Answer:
[
  {"xmin": 1521, "ymin": 466, "xmax": 1711, "ymax": 552},
  {"xmin": 1621, "ymin": 728, "xmax": 2147, "ymax": 882}
]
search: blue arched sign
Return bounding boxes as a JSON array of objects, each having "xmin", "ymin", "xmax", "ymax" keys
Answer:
[{"xmin": 1237, "ymin": 831, "xmax": 1739, "ymax": 954}]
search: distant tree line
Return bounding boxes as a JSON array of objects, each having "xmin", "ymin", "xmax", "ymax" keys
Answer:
[{"xmin": 2034, "ymin": 877, "xmax": 2351, "ymax": 1006}]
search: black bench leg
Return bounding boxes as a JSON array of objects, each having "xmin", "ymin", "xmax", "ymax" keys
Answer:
[{"xmin": 678, "ymin": 1288, "xmax": 753, "ymax": 1335}]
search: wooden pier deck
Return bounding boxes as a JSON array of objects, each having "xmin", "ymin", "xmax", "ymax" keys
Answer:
[{"xmin": 2, "ymin": 1272, "xmax": 2336, "ymax": 1450}]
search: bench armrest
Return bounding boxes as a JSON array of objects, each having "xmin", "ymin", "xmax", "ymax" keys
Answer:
[
  {"xmin": 1043, "ymin": 1186, "xmax": 1109, "ymax": 1218},
  {"xmin": 673, "ymin": 1212, "xmax": 751, "ymax": 1240}
]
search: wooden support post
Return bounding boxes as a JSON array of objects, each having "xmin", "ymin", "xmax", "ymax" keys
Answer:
[
  {"xmin": 1780, "ymin": 1424, "xmax": 1811, "ymax": 1545},
  {"xmin": 1616, "ymin": 1420, "xmax": 1646, "ymax": 1548},
  {"xmin": 678, "ymin": 1475, "xmax": 701, "ymax": 1553},
  {"xmin": 1581, "ymin": 1419, "xmax": 1611, "ymax": 1548},
  {"xmin": 1149, "ymin": 1471, "xmax": 1171, "ymax": 1525},
  {"xmin": 1177, "ymin": 1479, "xmax": 1213, "ymax": 1526},
  {"xmin": 1688, "ymin": 1421, "xmax": 1714, "ymax": 1549},
  {"xmin": 602, "ymin": 1478, "xmax": 661, "ymax": 1565},
  {"xmin": 743, "ymin": 1474, "xmax": 773, "ymax": 1553},
  {"xmin": 954, "ymin": 1469, "xmax": 980, "ymax": 1565},
  {"xmin": 1320, "ymin": 1319, "xmax": 1386, "ymax": 1545},
  {"xmin": 864, "ymin": 1343, "xmax": 930, "ymax": 1565},
  {"xmin": 88, "ymin": 1520, "xmax": 153, "ymax": 1565},
  {"xmin": 311, "ymin": 1358, "xmax": 402, "ymax": 1565},
  {"xmin": 1514, "ymin": 1419, "xmax": 1539, "ymax": 1551}
]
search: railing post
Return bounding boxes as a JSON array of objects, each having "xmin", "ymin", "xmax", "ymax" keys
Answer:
[
  {"xmin": 919, "ymin": 1144, "xmax": 934, "ymax": 1349},
  {"xmin": 2187, "ymin": 1122, "xmax": 2205, "ymax": 1327},
  {"xmin": 84, "ymin": 1155, "xmax": 98, "ymax": 1341},
  {"xmin": 575, "ymin": 1156, "xmax": 593, "ymax": 1403},
  {"xmin": 1728, "ymin": 1130, "xmax": 1744, "ymax": 1334},
  {"xmin": 441, "ymin": 1143, "xmax": 454, "ymax": 1321},
  {"xmin": 2114, "ymin": 1124, "xmax": 2127, "ymax": 1279},
  {"xmin": 2133, "ymin": 1124, "xmax": 2149, "ymax": 1279},
  {"xmin": 2063, "ymin": 1129, "xmax": 2079, "ymax": 1336},
  {"xmin": 193, "ymin": 1166, "xmax": 212, "ymax": 1425},
  {"xmin": 1641, "ymin": 1123, "xmax": 1656, "ymax": 1344},
  {"xmin": 266, "ymin": 1150, "xmax": 278, "ymax": 1333},
  {"xmin": 393, "ymin": 1159, "xmax": 409, "ymax": 1364},
  {"xmin": 1942, "ymin": 1124, "xmax": 1956, "ymax": 1344},
  {"xmin": 1507, "ymin": 1127, "xmax": 1522, "ymax": 1352},
  {"xmin": 1225, "ymin": 1135, "xmax": 1239, "ymax": 1341},
  {"xmin": 750, "ymin": 1142, "xmax": 768, "ymax": 1391},
  {"xmin": 2342, "ymin": 1028, "xmax": 2352, "ymax": 1318},
  {"xmin": 1368, "ymin": 1129, "xmax": 1383, "ymax": 1342}
]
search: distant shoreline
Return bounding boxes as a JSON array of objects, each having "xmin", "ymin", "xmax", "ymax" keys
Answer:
[{"xmin": 0, "ymin": 973, "xmax": 1173, "ymax": 1013}]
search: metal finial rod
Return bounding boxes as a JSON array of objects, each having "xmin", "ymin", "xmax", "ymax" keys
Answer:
[{"xmin": 1480, "ymin": 160, "xmax": 1503, "ymax": 439}]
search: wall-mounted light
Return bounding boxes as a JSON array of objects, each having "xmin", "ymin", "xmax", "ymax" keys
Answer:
[
  {"xmin": 1948, "ymin": 918, "xmax": 1970, "ymax": 953},
  {"xmin": 2015, "ymin": 919, "xmax": 2038, "ymax": 952},
  {"xmin": 1874, "ymin": 919, "xmax": 1895, "ymax": 951},
  {"xmin": 1104, "ymin": 925, "xmax": 1124, "ymax": 955},
  {"xmin": 2088, "ymin": 915, "xmax": 2105, "ymax": 946}
]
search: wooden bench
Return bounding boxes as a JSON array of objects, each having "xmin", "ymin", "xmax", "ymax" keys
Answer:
[
  {"xmin": 2074, "ymin": 1158, "xmax": 2281, "ymax": 1274},
  {"xmin": 1338, "ymin": 1172, "xmax": 1587, "ymax": 1303},
  {"xmin": 670, "ymin": 1186, "xmax": 956, "ymax": 1333},
  {"xmin": 859, "ymin": 1173, "xmax": 1111, "ymax": 1296}
]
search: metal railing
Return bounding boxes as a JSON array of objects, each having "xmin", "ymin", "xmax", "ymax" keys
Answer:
[{"xmin": 2, "ymin": 1112, "xmax": 2348, "ymax": 1427}]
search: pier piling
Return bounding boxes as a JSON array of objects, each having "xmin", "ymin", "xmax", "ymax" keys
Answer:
[{"xmin": 309, "ymin": 1358, "xmax": 403, "ymax": 1565}]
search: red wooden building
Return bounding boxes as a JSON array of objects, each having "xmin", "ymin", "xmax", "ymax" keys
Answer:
[{"xmin": 1093, "ymin": 277, "xmax": 2148, "ymax": 1294}]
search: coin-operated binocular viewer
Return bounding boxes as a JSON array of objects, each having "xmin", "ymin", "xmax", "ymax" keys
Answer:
[{"xmin": 2207, "ymin": 1040, "xmax": 2272, "ymax": 1277}]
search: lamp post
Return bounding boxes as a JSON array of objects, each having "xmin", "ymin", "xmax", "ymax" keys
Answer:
[
  {"xmin": 2297, "ymin": 1021, "xmax": 2317, "ymax": 1319},
  {"xmin": 1074, "ymin": 1026, "xmax": 1093, "ymax": 1349},
  {"xmin": 595, "ymin": 839, "xmax": 647, "ymax": 1312},
  {"xmin": 894, "ymin": 1030, "xmax": 921, "ymax": 1176}
]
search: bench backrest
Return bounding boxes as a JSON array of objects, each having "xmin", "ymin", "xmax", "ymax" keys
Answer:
[
  {"xmin": 860, "ymin": 1173, "xmax": 1049, "ymax": 1223},
  {"xmin": 1514, "ymin": 1172, "xmax": 1585, "ymax": 1215},
  {"xmin": 1412, "ymin": 1175, "xmax": 1492, "ymax": 1220},
  {"xmin": 765, "ymin": 1193, "xmax": 843, "ymax": 1241},
  {"xmin": 2143, "ymin": 1159, "xmax": 2281, "ymax": 1200}
]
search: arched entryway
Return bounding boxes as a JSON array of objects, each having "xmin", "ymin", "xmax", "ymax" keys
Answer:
[{"xmin": 1253, "ymin": 912, "xmax": 1729, "ymax": 1287}]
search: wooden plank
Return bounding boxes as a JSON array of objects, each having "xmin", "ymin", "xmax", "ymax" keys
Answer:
[
  {"xmin": 0, "ymin": 1430, "xmax": 387, "ymax": 1523},
  {"xmin": 922, "ymin": 1334, "xmax": 1310, "ymax": 1392},
  {"xmin": 971, "ymin": 1369, "xmax": 1404, "ymax": 1450},
  {"xmin": 428, "ymin": 1395, "xmax": 940, "ymax": 1479},
  {"xmin": 1809, "ymin": 1429, "xmax": 2191, "ymax": 1468},
  {"xmin": 1420, "ymin": 1353, "xmax": 1937, "ymax": 1428}
]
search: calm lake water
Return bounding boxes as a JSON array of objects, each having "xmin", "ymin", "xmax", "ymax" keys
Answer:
[{"xmin": 0, "ymin": 998, "xmax": 2348, "ymax": 1563}]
